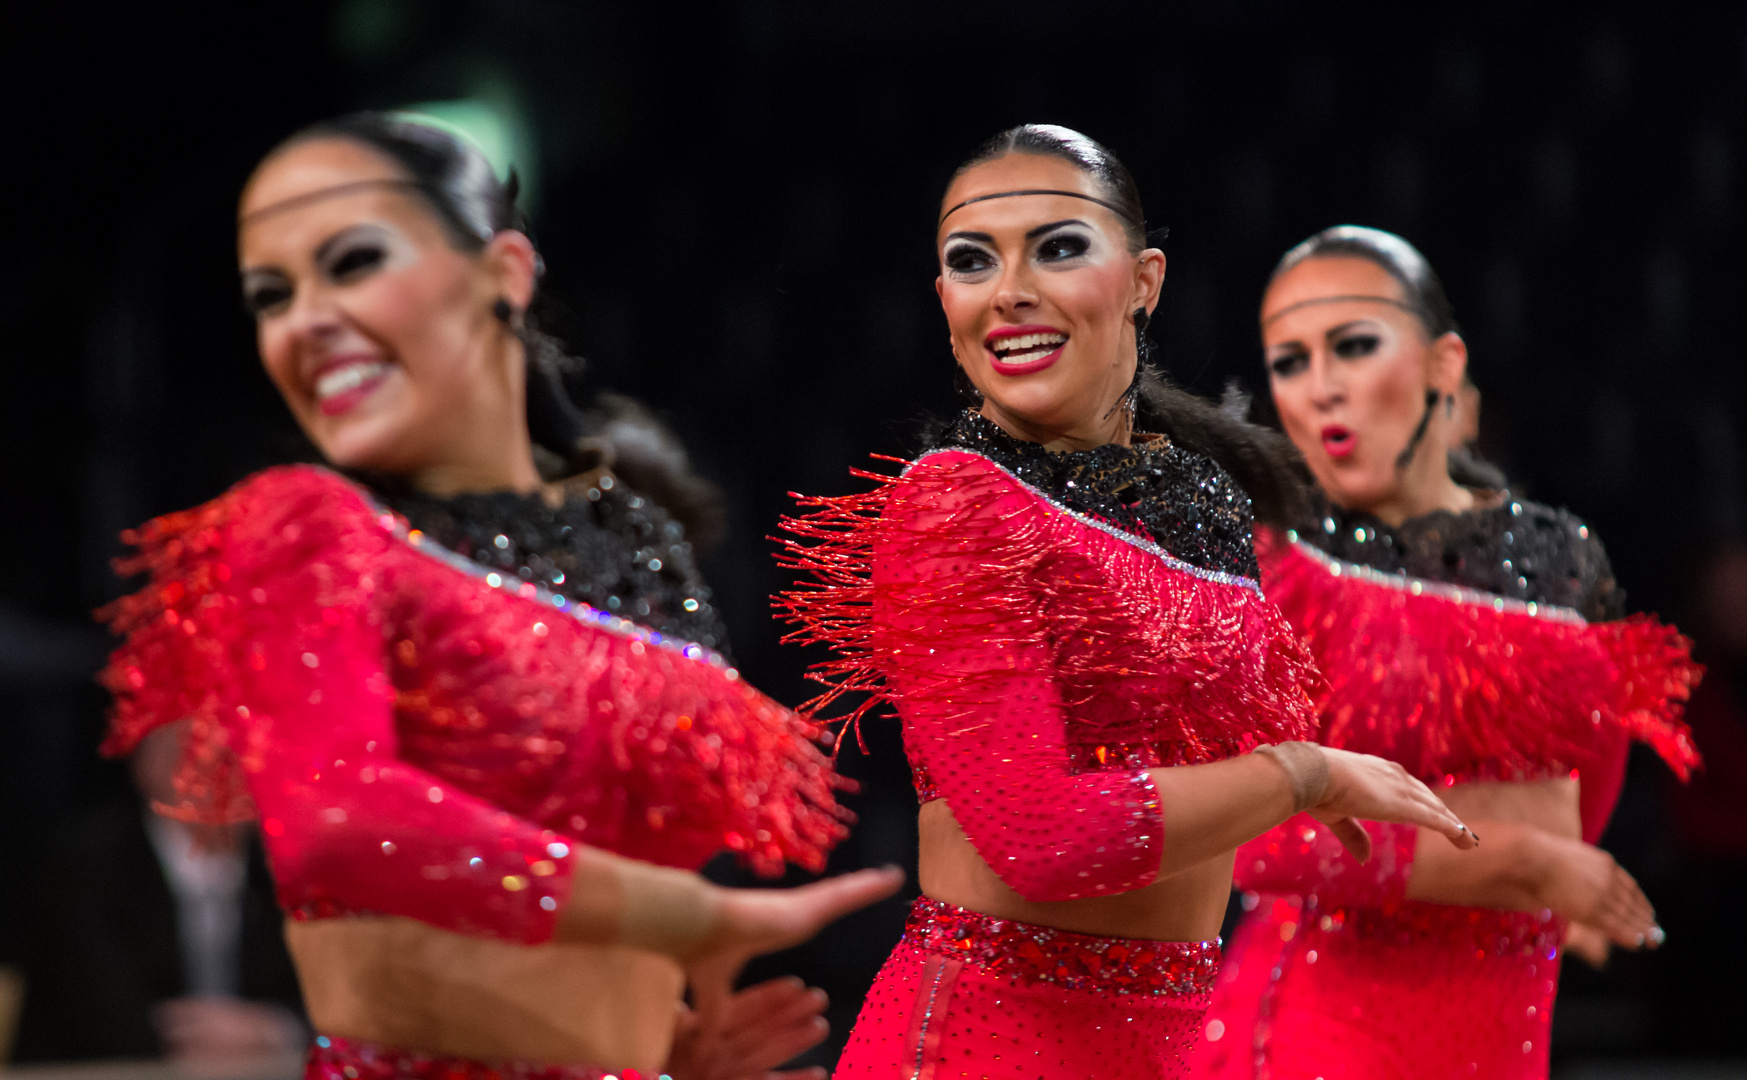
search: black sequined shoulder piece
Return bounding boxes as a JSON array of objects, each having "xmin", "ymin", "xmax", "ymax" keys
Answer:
[
  {"xmin": 932, "ymin": 410, "xmax": 1258, "ymax": 579},
  {"xmin": 1293, "ymin": 492, "xmax": 1625, "ymax": 622},
  {"xmin": 376, "ymin": 474, "xmax": 730, "ymax": 651}
]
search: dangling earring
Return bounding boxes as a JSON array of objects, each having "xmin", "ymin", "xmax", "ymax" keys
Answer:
[
  {"xmin": 1105, "ymin": 308, "xmax": 1150, "ymax": 427},
  {"xmin": 1444, "ymin": 392, "xmax": 1456, "ymax": 417}
]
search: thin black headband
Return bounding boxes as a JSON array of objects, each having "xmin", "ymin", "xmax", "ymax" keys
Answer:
[
  {"xmin": 240, "ymin": 178, "xmax": 464, "ymax": 229},
  {"xmin": 940, "ymin": 188, "xmax": 1141, "ymax": 227},
  {"xmin": 1260, "ymin": 294, "xmax": 1430, "ymax": 328}
]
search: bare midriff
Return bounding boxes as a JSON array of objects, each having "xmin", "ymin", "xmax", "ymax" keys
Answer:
[
  {"xmin": 285, "ymin": 917, "xmax": 683, "ymax": 1070},
  {"xmin": 917, "ymin": 799, "xmax": 1234, "ymax": 943},
  {"xmin": 1437, "ymin": 776, "xmax": 1581, "ymax": 841}
]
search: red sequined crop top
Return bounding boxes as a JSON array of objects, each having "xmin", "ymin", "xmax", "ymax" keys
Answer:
[
  {"xmin": 1232, "ymin": 508, "xmax": 1701, "ymax": 913},
  {"xmin": 778, "ymin": 412, "xmax": 1319, "ymax": 903},
  {"xmin": 100, "ymin": 466, "xmax": 847, "ymax": 944}
]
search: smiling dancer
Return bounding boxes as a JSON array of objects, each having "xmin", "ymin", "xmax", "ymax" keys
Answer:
[
  {"xmin": 1194, "ymin": 226, "xmax": 1700, "ymax": 1080},
  {"xmin": 778, "ymin": 127, "xmax": 1476, "ymax": 1080},
  {"xmin": 99, "ymin": 112, "xmax": 901, "ymax": 1080}
]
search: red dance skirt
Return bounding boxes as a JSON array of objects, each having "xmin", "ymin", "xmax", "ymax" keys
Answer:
[
  {"xmin": 1195, "ymin": 896, "xmax": 1563, "ymax": 1079},
  {"xmin": 305, "ymin": 1034, "xmax": 639, "ymax": 1080},
  {"xmin": 835, "ymin": 897, "xmax": 1220, "ymax": 1079}
]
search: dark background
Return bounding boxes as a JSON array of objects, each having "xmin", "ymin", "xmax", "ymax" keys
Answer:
[{"xmin": 2, "ymin": 0, "xmax": 1743, "ymax": 1070}]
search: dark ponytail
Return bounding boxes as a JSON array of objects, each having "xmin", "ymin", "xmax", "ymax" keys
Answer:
[
  {"xmin": 266, "ymin": 112, "xmax": 724, "ymax": 548},
  {"xmin": 948, "ymin": 124, "xmax": 1308, "ymax": 527}
]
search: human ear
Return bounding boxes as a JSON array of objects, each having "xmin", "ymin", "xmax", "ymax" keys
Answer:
[
  {"xmin": 1430, "ymin": 331, "xmax": 1468, "ymax": 396},
  {"xmin": 483, "ymin": 230, "xmax": 539, "ymax": 312},
  {"xmin": 1132, "ymin": 249, "xmax": 1166, "ymax": 319}
]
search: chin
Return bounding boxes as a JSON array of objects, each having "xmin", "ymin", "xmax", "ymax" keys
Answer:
[
  {"xmin": 310, "ymin": 417, "xmax": 414, "ymax": 474},
  {"xmin": 1319, "ymin": 471, "xmax": 1391, "ymax": 514}
]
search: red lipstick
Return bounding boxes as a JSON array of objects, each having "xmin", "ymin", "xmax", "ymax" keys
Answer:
[
  {"xmin": 1320, "ymin": 424, "xmax": 1356, "ymax": 459},
  {"xmin": 984, "ymin": 324, "xmax": 1069, "ymax": 376},
  {"xmin": 312, "ymin": 355, "xmax": 392, "ymax": 417}
]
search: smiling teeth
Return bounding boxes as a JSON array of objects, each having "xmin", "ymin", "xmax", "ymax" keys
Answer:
[
  {"xmin": 994, "ymin": 332, "xmax": 1068, "ymax": 357},
  {"xmin": 316, "ymin": 361, "xmax": 390, "ymax": 400}
]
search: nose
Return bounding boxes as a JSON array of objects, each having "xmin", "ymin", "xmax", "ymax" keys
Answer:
[
  {"xmin": 282, "ymin": 284, "xmax": 348, "ymax": 348},
  {"xmin": 990, "ymin": 258, "xmax": 1039, "ymax": 318},
  {"xmin": 1305, "ymin": 351, "xmax": 1345, "ymax": 410}
]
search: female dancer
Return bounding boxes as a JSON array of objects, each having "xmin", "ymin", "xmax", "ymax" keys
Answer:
[
  {"xmin": 1195, "ymin": 226, "xmax": 1701, "ymax": 1079},
  {"xmin": 777, "ymin": 126, "xmax": 1476, "ymax": 1080},
  {"xmin": 99, "ymin": 112, "xmax": 900, "ymax": 1079}
]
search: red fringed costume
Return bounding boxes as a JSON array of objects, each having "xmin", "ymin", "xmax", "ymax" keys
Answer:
[
  {"xmin": 1195, "ymin": 503, "xmax": 1701, "ymax": 1080},
  {"xmin": 100, "ymin": 465, "xmax": 847, "ymax": 1071},
  {"xmin": 777, "ymin": 412, "xmax": 1320, "ymax": 1079}
]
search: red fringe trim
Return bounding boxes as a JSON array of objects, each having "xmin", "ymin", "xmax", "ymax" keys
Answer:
[
  {"xmin": 1259, "ymin": 530, "xmax": 1701, "ymax": 782},
  {"xmin": 776, "ymin": 453, "xmax": 1320, "ymax": 760},
  {"xmin": 97, "ymin": 490, "xmax": 255, "ymax": 823}
]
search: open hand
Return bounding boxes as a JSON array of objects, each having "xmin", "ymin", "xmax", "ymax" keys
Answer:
[
  {"xmin": 667, "ymin": 974, "xmax": 830, "ymax": 1080},
  {"xmin": 1540, "ymin": 837, "xmax": 1661, "ymax": 951},
  {"xmin": 1310, "ymin": 747, "xmax": 1477, "ymax": 862}
]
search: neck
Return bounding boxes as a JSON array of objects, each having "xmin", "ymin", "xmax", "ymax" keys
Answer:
[
  {"xmin": 979, "ymin": 400, "xmax": 1131, "ymax": 453},
  {"xmin": 1341, "ymin": 443, "xmax": 1474, "ymax": 528},
  {"xmin": 406, "ymin": 335, "xmax": 547, "ymax": 498}
]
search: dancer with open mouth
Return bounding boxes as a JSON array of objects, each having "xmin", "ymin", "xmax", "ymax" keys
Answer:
[
  {"xmin": 1193, "ymin": 226, "xmax": 1701, "ymax": 1080},
  {"xmin": 98, "ymin": 112, "xmax": 901, "ymax": 1080},
  {"xmin": 777, "ymin": 126, "xmax": 1478, "ymax": 1080}
]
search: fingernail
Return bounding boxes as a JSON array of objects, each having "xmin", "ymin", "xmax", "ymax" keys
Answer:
[{"xmin": 1648, "ymin": 925, "xmax": 1666, "ymax": 946}]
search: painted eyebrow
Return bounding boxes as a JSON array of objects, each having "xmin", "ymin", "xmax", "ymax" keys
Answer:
[
  {"xmin": 943, "ymin": 218, "xmax": 1093, "ymax": 245},
  {"xmin": 312, "ymin": 223, "xmax": 389, "ymax": 266},
  {"xmin": 1266, "ymin": 319, "xmax": 1385, "ymax": 354},
  {"xmin": 1025, "ymin": 218, "xmax": 1089, "ymax": 240},
  {"xmin": 1323, "ymin": 319, "xmax": 1384, "ymax": 341}
]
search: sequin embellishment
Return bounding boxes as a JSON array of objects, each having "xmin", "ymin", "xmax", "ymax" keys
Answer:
[
  {"xmin": 903, "ymin": 897, "xmax": 1220, "ymax": 997},
  {"xmin": 307, "ymin": 1033, "xmax": 657, "ymax": 1080}
]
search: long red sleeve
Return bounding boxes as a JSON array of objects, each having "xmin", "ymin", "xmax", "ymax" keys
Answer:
[
  {"xmin": 103, "ymin": 470, "xmax": 562, "ymax": 943},
  {"xmin": 868, "ymin": 456, "xmax": 1166, "ymax": 902}
]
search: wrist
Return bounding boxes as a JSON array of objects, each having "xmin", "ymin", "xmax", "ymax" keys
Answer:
[
  {"xmin": 613, "ymin": 860, "xmax": 722, "ymax": 961},
  {"xmin": 1510, "ymin": 827, "xmax": 1559, "ymax": 906},
  {"xmin": 1254, "ymin": 741, "xmax": 1330, "ymax": 815}
]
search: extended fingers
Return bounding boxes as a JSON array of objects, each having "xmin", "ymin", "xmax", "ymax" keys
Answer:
[
  {"xmin": 1327, "ymin": 817, "xmax": 1373, "ymax": 863},
  {"xmin": 1398, "ymin": 775, "xmax": 1476, "ymax": 848},
  {"xmin": 795, "ymin": 866, "xmax": 905, "ymax": 930}
]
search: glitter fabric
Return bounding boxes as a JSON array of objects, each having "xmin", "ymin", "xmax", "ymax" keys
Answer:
[
  {"xmin": 305, "ymin": 1033, "xmax": 652, "ymax": 1080},
  {"xmin": 780, "ymin": 422, "xmax": 1316, "ymax": 1079},
  {"xmin": 1255, "ymin": 527, "xmax": 1700, "ymax": 790},
  {"xmin": 1298, "ymin": 490, "xmax": 1624, "ymax": 620},
  {"xmin": 100, "ymin": 465, "xmax": 848, "ymax": 945},
  {"xmin": 835, "ymin": 898, "xmax": 1218, "ymax": 1079},
  {"xmin": 1199, "ymin": 896, "xmax": 1562, "ymax": 1080},
  {"xmin": 778, "ymin": 447, "xmax": 1318, "ymax": 901},
  {"xmin": 380, "ymin": 476, "xmax": 727, "ymax": 652},
  {"xmin": 1194, "ymin": 519, "xmax": 1701, "ymax": 1080},
  {"xmin": 934, "ymin": 410, "xmax": 1259, "ymax": 579}
]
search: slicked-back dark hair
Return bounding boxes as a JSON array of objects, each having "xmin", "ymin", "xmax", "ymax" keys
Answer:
[
  {"xmin": 257, "ymin": 112, "xmax": 724, "ymax": 547},
  {"xmin": 945, "ymin": 124, "xmax": 1307, "ymax": 526},
  {"xmin": 1271, "ymin": 225, "xmax": 1458, "ymax": 339},
  {"xmin": 951, "ymin": 124, "xmax": 1148, "ymax": 253}
]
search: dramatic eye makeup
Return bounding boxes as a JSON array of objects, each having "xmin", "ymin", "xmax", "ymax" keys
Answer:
[
  {"xmin": 1032, "ymin": 226, "xmax": 1093, "ymax": 263},
  {"xmin": 241, "ymin": 270, "xmax": 293, "ymax": 316},
  {"xmin": 1332, "ymin": 331, "xmax": 1382, "ymax": 359},
  {"xmin": 1267, "ymin": 348, "xmax": 1309, "ymax": 378},
  {"xmin": 316, "ymin": 223, "xmax": 401, "ymax": 283},
  {"xmin": 943, "ymin": 240, "xmax": 997, "ymax": 278},
  {"xmin": 240, "ymin": 222, "xmax": 409, "ymax": 317}
]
